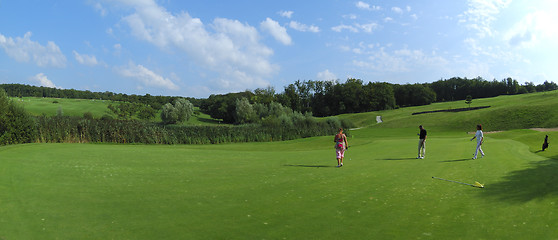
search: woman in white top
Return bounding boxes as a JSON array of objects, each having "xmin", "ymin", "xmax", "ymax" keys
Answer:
[{"xmin": 470, "ymin": 124, "xmax": 484, "ymax": 159}]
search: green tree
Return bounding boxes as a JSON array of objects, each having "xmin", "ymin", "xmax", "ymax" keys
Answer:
[
  {"xmin": 161, "ymin": 98, "xmax": 194, "ymax": 124},
  {"xmin": 137, "ymin": 105, "xmax": 157, "ymax": 120},
  {"xmin": 173, "ymin": 98, "xmax": 194, "ymax": 122},
  {"xmin": 465, "ymin": 95, "xmax": 473, "ymax": 108},
  {"xmin": 235, "ymin": 97, "xmax": 256, "ymax": 124},
  {"xmin": 161, "ymin": 103, "xmax": 178, "ymax": 124},
  {"xmin": 107, "ymin": 102, "xmax": 138, "ymax": 119},
  {"xmin": 0, "ymin": 89, "xmax": 37, "ymax": 145}
]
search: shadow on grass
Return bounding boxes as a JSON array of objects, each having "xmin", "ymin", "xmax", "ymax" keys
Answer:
[
  {"xmin": 283, "ymin": 164, "xmax": 335, "ymax": 168},
  {"xmin": 479, "ymin": 158, "xmax": 558, "ymax": 203},
  {"xmin": 378, "ymin": 158, "xmax": 417, "ymax": 161},
  {"xmin": 441, "ymin": 158, "xmax": 473, "ymax": 163}
]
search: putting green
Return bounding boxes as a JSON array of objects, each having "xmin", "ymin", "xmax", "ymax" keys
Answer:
[{"xmin": 1, "ymin": 127, "xmax": 557, "ymax": 239}]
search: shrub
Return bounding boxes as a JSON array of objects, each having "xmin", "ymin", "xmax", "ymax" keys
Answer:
[
  {"xmin": 100, "ymin": 114, "xmax": 114, "ymax": 121},
  {"xmin": 83, "ymin": 112, "xmax": 94, "ymax": 120},
  {"xmin": 161, "ymin": 98, "xmax": 194, "ymax": 124},
  {"xmin": 161, "ymin": 103, "xmax": 178, "ymax": 124},
  {"xmin": 57, "ymin": 106, "xmax": 63, "ymax": 117},
  {"xmin": 0, "ymin": 89, "xmax": 37, "ymax": 145}
]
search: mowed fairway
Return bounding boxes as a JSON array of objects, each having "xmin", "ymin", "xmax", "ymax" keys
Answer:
[{"xmin": 1, "ymin": 127, "xmax": 558, "ymax": 239}]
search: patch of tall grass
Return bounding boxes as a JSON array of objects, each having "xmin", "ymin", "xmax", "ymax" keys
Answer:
[{"xmin": 33, "ymin": 116, "xmax": 352, "ymax": 144}]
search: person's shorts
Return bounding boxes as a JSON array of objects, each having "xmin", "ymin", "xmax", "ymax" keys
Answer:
[{"xmin": 336, "ymin": 148, "xmax": 345, "ymax": 159}]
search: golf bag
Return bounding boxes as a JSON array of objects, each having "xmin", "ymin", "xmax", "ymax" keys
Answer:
[{"xmin": 542, "ymin": 135, "xmax": 549, "ymax": 151}]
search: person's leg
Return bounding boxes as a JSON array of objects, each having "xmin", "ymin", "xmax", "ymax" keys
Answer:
[
  {"xmin": 417, "ymin": 140, "xmax": 423, "ymax": 158},
  {"xmin": 421, "ymin": 140, "xmax": 426, "ymax": 158},
  {"xmin": 340, "ymin": 150, "xmax": 344, "ymax": 166},
  {"xmin": 474, "ymin": 142, "xmax": 481, "ymax": 159},
  {"xmin": 336, "ymin": 149, "xmax": 341, "ymax": 166}
]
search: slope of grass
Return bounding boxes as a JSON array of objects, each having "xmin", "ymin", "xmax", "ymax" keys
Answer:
[
  {"xmin": 10, "ymin": 97, "xmax": 221, "ymax": 125},
  {"xmin": 11, "ymin": 97, "xmax": 112, "ymax": 118},
  {"xmin": 341, "ymin": 90, "xmax": 558, "ymax": 132},
  {"xmin": 1, "ymin": 129, "xmax": 558, "ymax": 239},
  {"xmin": 2, "ymin": 90, "xmax": 558, "ymax": 239}
]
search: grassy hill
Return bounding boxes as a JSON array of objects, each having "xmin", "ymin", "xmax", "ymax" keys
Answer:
[
  {"xmin": 11, "ymin": 97, "xmax": 221, "ymax": 125},
  {"xmin": 1, "ymin": 91, "xmax": 558, "ymax": 239},
  {"xmin": 341, "ymin": 90, "xmax": 558, "ymax": 132}
]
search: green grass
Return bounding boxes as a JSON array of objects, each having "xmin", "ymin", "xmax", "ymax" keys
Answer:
[
  {"xmin": 11, "ymin": 97, "xmax": 112, "ymax": 118},
  {"xmin": 2, "ymin": 91, "xmax": 558, "ymax": 239},
  {"xmin": 341, "ymin": 90, "xmax": 558, "ymax": 132},
  {"xmin": 10, "ymin": 97, "xmax": 221, "ymax": 125}
]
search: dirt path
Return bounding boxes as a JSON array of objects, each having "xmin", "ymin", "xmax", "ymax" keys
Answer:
[{"xmin": 530, "ymin": 128, "xmax": 558, "ymax": 132}]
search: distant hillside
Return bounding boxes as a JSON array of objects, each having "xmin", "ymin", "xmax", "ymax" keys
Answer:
[
  {"xmin": 340, "ymin": 90, "xmax": 558, "ymax": 132},
  {"xmin": 0, "ymin": 83, "xmax": 200, "ymax": 109}
]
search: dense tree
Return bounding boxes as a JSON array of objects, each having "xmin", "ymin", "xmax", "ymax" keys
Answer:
[
  {"xmin": 0, "ymin": 89, "xmax": 36, "ymax": 145},
  {"xmin": 108, "ymin": 102, "xmax": 138, "ymax": 120},
  {"xmin": 0, "ymin": 83, "xmax": 196, "ymax": 110},
  {"xmin": 235, "ymin": 97, "xmax": 256, "ymax": 124},
  {"xmin": 465, "ymin": 95, "xmax": 473, "ymax": 108},
  {"xmin": 393, "ymin": 84, "xmax": 436, "ymax": 107},
  {"xmin": 161, "ymin": 103, "xmax": 178, "ymax": 124},
  {"xmin": 161, "ymin": 98, "xmax": 194, "ymax": 124},
  {"xmin": 200, "ymin": 91, "xmax": 253, "ymax": 123}
]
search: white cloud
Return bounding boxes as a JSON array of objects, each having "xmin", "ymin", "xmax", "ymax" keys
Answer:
[
  {"xmin": 113, "ymin": 43, "xmax": 122, "ymax": 56},
  {"xmin": 260, "ymin": 18, "xmax": 292, "ymax": 45},
  {"xmin": 115, "ymin": 0, "xmax": 277, "ymax": 91},
  {"xmin": 0, "ymin": 32, "xmax": 66, "ymax": 67},
  {"xmin": 278, "ymin": 10, "xmax": 293, "ymax": 18},
  {"xmin": 356, "ymin": 1, "xmax": 370, "ymax": 10},
  {"xmin": 332, "ymin": 24, "xmax": 359, "ymax": 33},
  {"xmin": 460, "ymin": 0, "xmax": 512, "ymax": 38},
  {"xmin": 353, "ymin": 47, "xmax": 448, "ymax": 73},
  {"xmin": 392, "ymin": 7, "xmax": 403, "ymax": 14},
  {"xmin": 94, "ymin": 2, "xmax": 107, "ymax": 16},
  {"xmin": 356, "ymin": 1, "xmax": 381, "ymax": 11},
  {"xmin": 116, "ymin": 62, "xmax": 179, "ymax": 91},
  {"xmin": 356, "ymin": 23, "xmax": 379, "ymax": 33},
  {"xmin": 106, "ymin": 27, "xmax": 114, "ymax": 36},
  {"xmin": 289, "ymin": 21, "xmax": 320, "ymax": 33},
  {"xmin": 339, "ymin": 45, "xmax": 351, "ymax": 52},
  {"xmin": 317, "ymin": 69, "xmax": 337, "ymax": 81},
  {"xmin": 505, "ymin": 10, "xmax": 558, "ymax": 48},
  {"xmin": 73, "ymin": 50, "xmax": 99, "ymax": 66},
  {"xmin": 343, "ymin": 14, "xmax": 358, "ymax": 20},
  {"xmin": 31, "ymin": 73, "xmax": 58, "ymax": 88},
  {"xmin": 332, "ymin": 21, "xmax": 379, "ymax": 33}
]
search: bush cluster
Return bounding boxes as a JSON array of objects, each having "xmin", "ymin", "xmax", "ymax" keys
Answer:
[
  {"xmin": 33, "ymin": 116, "xmax": 351, "ymax": 144},
  {"xmin": 2, "ymin": 87, "xmax": 353, "ymax": 146},
  {"xmin": 0, "ymin": 89, "xmax": 37, "ymax": 145}
]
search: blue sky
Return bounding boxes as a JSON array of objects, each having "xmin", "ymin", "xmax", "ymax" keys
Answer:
[{"xmin": 1, "ymin": 0, "xmax": 557, "ymax": 98}]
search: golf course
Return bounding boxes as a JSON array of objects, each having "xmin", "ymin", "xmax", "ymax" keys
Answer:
[{"xmin": 1, "ymin": 91, "xmax": 558, "ymax": 239}]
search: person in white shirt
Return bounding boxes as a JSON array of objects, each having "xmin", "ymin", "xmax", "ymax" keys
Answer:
[{"xmin": 470, "ymin": 124, "xmax": 485, "ymax": 159}]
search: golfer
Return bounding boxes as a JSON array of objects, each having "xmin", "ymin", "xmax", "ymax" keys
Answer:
[
  {"xmin": 334, "ymin": 128, "xmax": 348, "ymax": 167},
  {"xmin": 470, "ymin": 124, "xmax": 485, "ymax": 159},
  {"xmin": 417, "ymin": 125, "xmax": 427, "ymax": 159}
]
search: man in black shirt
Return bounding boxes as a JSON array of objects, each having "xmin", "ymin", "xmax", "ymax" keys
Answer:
[{"xmin": 417, "ymin": 125, "xmax": 427, "ymax": 159}]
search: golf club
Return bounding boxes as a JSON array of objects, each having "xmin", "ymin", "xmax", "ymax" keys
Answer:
[{"xmin": 432, "ymin": 176, "xmax": 484, "ymax": 188}]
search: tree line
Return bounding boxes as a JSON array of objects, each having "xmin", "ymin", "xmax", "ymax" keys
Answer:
[
  {"xmin": 0, "ymin": 83, "xmax": 200, "ymax": 110},
  {"xmin": 0, "ymin": 88, "xmax": 351, "ymax": 146},
  {"xmin": 2, "ymin": 77, "xmax": 557, "ymax": 124},
  {"xmin": 201, "ymin": 77, "xmax": 557, "ymax": 123}
]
